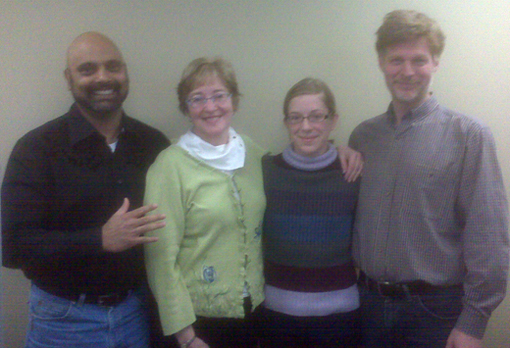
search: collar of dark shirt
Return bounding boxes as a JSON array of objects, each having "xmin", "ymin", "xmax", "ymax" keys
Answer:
[{"xmin": 68, "ymin": 103, "xmax": 139, "ymax": 147}]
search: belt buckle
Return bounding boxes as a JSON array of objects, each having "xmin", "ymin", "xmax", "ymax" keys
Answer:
[
  {"xmin": 378, "ymin": 281, "xmax": 406, "ymax": 298},
  {"xmin": 98, "ymin": 293, "xmax": 121, "ymax": 306},
  {"xmin": 377, "ymin": 281, "xmax": 391, "ymax": 296}
]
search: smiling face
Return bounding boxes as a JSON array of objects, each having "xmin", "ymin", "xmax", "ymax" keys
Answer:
[
  {"xmin": 379, "ymin": 36, "xmax": 439, "ymax": 112},
  {"xmin": 65, "ymin": 33, "xmax": 129, "ymax": 119},
  {"xmin": 186, "ymin": 75, "xmax": 234, "ymax": 146},
  {"xmin": 286, "ymin": 93, "xmax": 338, "ymax": 158}
]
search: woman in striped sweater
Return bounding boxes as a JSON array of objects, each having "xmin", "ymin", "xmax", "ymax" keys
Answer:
[{"xmin": 257, "ymin": 78, "xmax": 361, "ymax": 347}]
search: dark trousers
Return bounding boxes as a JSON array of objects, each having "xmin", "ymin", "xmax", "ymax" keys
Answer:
[
  {"xmin": 255, "ymin": 305, "xmax": 361, "ymax": 348},
  {"xmin": 192, "ymin": 297, "xmax": 258, "ymax": 348},
  {"xmin": 359, "ymin": 283, "xmax": 463, "ymax": 348}
]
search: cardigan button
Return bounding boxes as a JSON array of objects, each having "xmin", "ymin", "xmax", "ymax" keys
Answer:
[{"xmin": 203, "ymin": 266, "xmax": 217, "ymax": 283}]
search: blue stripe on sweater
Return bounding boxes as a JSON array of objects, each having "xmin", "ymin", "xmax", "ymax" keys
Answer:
[
  {"xmin": 264, "ymin": 213, "xmax": 353, "ymax": 243},
  {"xmin": 263, "ymin": 213, "xmax": 353, "ymax": 267}
]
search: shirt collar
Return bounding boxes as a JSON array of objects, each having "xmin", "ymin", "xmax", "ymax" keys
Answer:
[
  {"xmin": 67, "ymin": 103, "xmax": 137, "ymax": 147},
  {"xmin": 387, "ymin": 96, "xmax": 439, "ymax": 126}
]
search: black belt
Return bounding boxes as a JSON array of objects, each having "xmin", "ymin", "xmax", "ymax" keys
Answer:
[
  {"xmin": 85, "ymin": 291, "xmax": 131, "ymax": 306},
  {"xmin": 51, "ymin": 289, "xmax": 130, "ymax": 307},
  {"xmin": 359, "ymin": 271, "xmax": 460, "ymax": 298}
]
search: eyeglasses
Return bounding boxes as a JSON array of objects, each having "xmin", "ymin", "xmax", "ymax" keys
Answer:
[
  {"xmin": 186, "ymin": 92, "xmax": 232, "ymax": 109},
  {"xmin": 285, "ymin": 113, "xmax": 330, "ymax": 125}
]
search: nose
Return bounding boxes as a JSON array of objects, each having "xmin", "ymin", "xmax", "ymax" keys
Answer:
[
  {"xmin": 95, "ymin": 66, "xmax": 113, "ymax": 82},
  {"xmin": 300, "ymin": 117, "xmax": 313, "ymax": 130},
  {"xmin": 402, "ymin": 61, "xmax": 414, "ymax": 76},
  {"xmin": 203, "ymin": 98, "xmax": 218, "ymax": 111}
]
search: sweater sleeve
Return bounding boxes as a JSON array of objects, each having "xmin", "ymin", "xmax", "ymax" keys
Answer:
[{"xmin": 144, "ymin": 147, "xmax": 196, "ymax": 336}]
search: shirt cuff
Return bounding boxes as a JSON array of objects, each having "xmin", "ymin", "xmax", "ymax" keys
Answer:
[{"xmin": 454, "ymin": 306, "xmax": 490, "ymax": 339}]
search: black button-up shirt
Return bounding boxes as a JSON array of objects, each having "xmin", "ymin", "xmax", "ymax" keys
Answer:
[{"xmin": 2, "ymin": 104, "xmax": 170, "ymax": 296}]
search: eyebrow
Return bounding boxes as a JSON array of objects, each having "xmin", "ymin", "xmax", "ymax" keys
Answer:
[
  {"xmin": 189, "ymin": 88, "xmax": 228, "ymax": 96},
  {"xmin": 289, "ymin": 108, "xmax": 326, "ymax": 114},
  {"xmin": 76, "ymin": 59, "xmax": 123, "ymax": 68},
  {"xmin": 76, "ymin": 62, "xmax": 96, "ymax": 70}
]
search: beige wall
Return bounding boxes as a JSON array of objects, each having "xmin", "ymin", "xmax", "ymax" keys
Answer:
[{"xmin": 1, "ymin": 1, "xmax": 509, "ymax": 347}]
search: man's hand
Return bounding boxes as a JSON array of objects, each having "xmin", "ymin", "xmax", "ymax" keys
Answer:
[
  {"xmin": 102, "ymin": 198, "xmax": 165, "ymax": 252},
  {"xmin": 337, "ymin": 145, "xmax": 364, "ymax": 182},
  {"xmin": 446, "ymin": 329, "xmax": 483, "ymax": 348}
]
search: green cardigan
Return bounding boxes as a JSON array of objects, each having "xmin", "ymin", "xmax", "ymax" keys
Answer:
[{"xmin": 144, "ymin": 135, "xmax": 266, "ymax": 336}]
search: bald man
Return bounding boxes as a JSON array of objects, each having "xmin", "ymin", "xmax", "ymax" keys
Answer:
[{"xmin": 2, "ymin": 32, "xmax": 170, "ymax": 347}]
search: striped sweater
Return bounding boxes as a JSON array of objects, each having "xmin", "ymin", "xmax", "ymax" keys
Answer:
[{"xmin": 262, "ymin": 152, "xmax": 360, "ymax": 316}]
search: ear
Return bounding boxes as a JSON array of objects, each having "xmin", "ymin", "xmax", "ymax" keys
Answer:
[
  {"xmin": 330, "ymin": 113, "xmax": 340, "ymax": 129},
  {"xmin": 378, "ymin": 54, "xmax": 385, "ymax": 71},
  {"xmin": 64, "ymin": 68, "xmax": 72, "ymax": 90},
  {"xmin": 283, "ymin": 114, "xmax": 292, "ymax": 132},
  {"xmin": 432, "ymin": 56, "xmax": 440, "ymax": 73}
]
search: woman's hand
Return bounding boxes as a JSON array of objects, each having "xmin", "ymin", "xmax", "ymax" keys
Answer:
[
  {"xmin": 337, "ymin": 145, "xmax": 364, "ymax": 182},
  {"xmin": 175, "ymin": 325, "xmax": 209, "ymax": 348},
  {"xmin": 186, "ymin": 336, "xmax": 209, "ymax": 348}
]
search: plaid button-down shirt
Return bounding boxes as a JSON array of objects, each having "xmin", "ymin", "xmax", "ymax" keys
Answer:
[{"xmin": 349, "ymin": 97, "xmax": 509, "ymax": 338}]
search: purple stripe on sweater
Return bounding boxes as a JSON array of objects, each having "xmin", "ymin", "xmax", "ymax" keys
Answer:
[{"xmin": 264, "ymin": 260, "xmax": 357, "ymax": 292}]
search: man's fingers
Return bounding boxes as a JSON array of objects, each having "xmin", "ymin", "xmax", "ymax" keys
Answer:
[
  {"xmin": 115, "ymin": 198, "xmax": 131, "ymax": 215},
  {"xmin": 130, "ymin": 214, "xmax": 166, "ymax": 230},
  {"xmin": 126, "ymin": 203, "xmax": 160, "ymax": 218},
  {"xmin": 138, "ymin": 220, "xmax": 166, "ymax": 234},
  {"xmin": 134, "ymin": 236, "xmax": 160, "ymax": 245}
]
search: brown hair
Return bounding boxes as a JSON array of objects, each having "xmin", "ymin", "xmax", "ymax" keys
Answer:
[
  {"xmin": 283, "ymin": 77, "xmax": 336, "ymax": 117},
  {"xmin": 177, "ymin": 57, "xmax": 240, "ymax": 114},
  {"xmin": 376, "ymin": 10, "xmax": 445, "ymax": 57}
]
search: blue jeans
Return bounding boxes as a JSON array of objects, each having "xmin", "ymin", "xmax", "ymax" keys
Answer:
[
  {"xmin": 359, "ymin": 283, "xmax": 463, "ymax": 348},
  {"xmin": 25, "ymin": 284, "xmax": 150, "ymax": 348}
]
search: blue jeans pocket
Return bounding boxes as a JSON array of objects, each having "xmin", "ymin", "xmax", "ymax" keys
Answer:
[
  {"xmin": 29, "ymin": 287, "xmax": 73, "ymax": 320},
  {"xmin": 27, "ymin": 285, "xmax": 150, "ymax": 348}
]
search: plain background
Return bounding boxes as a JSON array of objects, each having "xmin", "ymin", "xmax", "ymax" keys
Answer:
[{"xmin": 1, "ymin": 1, "xmax": 509, "ymax": 347}]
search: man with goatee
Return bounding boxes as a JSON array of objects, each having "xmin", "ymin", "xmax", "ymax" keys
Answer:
[{"xmin": 2, "ymin": 32, "xmax": 169, "ymax": 347}]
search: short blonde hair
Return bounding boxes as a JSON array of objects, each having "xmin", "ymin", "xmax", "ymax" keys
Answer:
[{"xmin": 177, "ymin": 57, "xmax": 241, "ymax": 114}]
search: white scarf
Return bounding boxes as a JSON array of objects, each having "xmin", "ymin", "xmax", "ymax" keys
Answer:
[{"xmin": 176, "ymin": 127, "xmax": 246, "ymax": 171}]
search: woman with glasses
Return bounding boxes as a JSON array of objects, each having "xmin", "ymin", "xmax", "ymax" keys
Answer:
[
  {"xmin": 256, "ymin": 78, "xmax": 361, "ymax": 347},
  {"xmin": 144, "ymin": 57, "xmax": 266, "ymax": 348}
]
